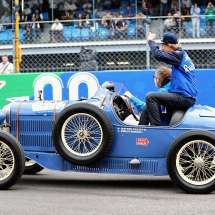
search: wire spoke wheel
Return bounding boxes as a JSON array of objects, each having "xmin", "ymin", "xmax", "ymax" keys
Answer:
[
  {"xmin": 176, "ymin": 140, "xmax": 215, "ymax": 186},
  {"xmin": 0, "ymin": 141, "xmax": 15, "ymax": 180},
  {"xmin": 167, "ymin": 130, "xmax": 215, "ymax": 194},
  {"xmin": 62, "ymin": 113, "xmax": 103, "ymax": 156},
  {"xmin": 53, "ymin": 103, "xmax": 114, "ymax": 166}
]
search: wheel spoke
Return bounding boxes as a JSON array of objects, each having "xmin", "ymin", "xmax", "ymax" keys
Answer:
[{"xmin": 62, "ymin": 113, "xmax": 103, "ymax": 156}]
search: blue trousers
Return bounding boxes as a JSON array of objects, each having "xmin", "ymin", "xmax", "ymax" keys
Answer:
[{"xmin": 138, "ymin": 92, "xmax": 196, "ymax": 126}]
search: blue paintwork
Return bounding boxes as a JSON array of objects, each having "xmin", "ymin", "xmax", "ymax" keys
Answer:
[
  {"xmin": 6, "ymin": 81, "xmax": 215, "ymax": 176},
  {"xmin": 0, "ymin": 110, "xmax": 6, "ymax": 124}
]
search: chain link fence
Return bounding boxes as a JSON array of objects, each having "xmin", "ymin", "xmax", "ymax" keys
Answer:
[{"xmin": 0, "ymin": 15, "xmax": 215, "ymax": 72}]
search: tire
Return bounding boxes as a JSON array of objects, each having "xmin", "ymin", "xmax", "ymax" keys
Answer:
[
  {"xmin": 24, "ymin": 158, "xmax": 44, "ymax": 174},
  {"xmin": 167, "ymin": 130, "xmax": 215, "ymax": 194},
  {"xmin": 0, "ymin": 131, "xmax": 25, "ymax": 190},
  {"xmin": 52, "ymin": 103, "xmax": 114, "ymax": 166}
]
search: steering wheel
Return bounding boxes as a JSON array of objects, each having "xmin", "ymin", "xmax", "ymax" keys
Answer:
[
  {"xmin": 125, "ymin": 97, "xmax": 139, "ymax": 121},
  {"xmin": 113, "ymin": 103, "xmax": 123, "ymax": 120}
]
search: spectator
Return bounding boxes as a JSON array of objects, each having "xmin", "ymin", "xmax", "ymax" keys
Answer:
[
  {"xmin": 48, "ymin": 0, "xmax": 59, "ymax": 21},
  {"xmin": 164, "ymin": 12, "xmax": 175, "ymax": 32},
  {"xmin": 24, "ymin": 3, "xmax": 32, "ymax": 21},
  {"xmin": 96, "ymin": 6, "xmax": 106, "ymax": 20},
  {"xmin": 101, "ymin": 12, "xmax": 111, "ymax": 27},
  {"xmin": 31, "ymin": 16, "xmax": 42, "ymax": 40},
  {"xmin": 0, "ymin": 19, "xmax": 5, "ymax": 32},
  {"xmin": 25, "ymin": 0, "xmax": 34, "ymax": 10},
  {"xmin": 113, "ymin": 11, "xmax": 120, "ymax": 24},
  {"xmin": 32, "ymin": 9, "xmax": 44, "ymax": 32},
  {"xmin": 83, "ymin": 0, "xmax": 92, "ymax": 14},
  {"xmin": 19, "ymin": 11, "xmax": 28, "ymax": 22},
  {"xmin": 173, "ymin": 11, "xmax": 185, "ymax": 35},
  {"xmin": 171, "ymin": 4, "xmax": 179, "ymax": 15},
  {"xmin": 181, "ymin": 0, "xmax": 192, "ymax": 9},
  {"xmin": 142, "ymin": 0, "xmax": 152, "ymax": 16},
  {"xmin": 83, "ymin": 13, "xmax": 92, "ymax": 28},
  {"xmin": 75, "ymin": 13, "xmax": 84, "ymax": 28},
  {"xmin": 19, "ymin": 11, "xmax": 28, "ymax": 29},
  {"xmin": 104, "ymin": 0, "xmax": 112, "ymax": 9},
  {"xmin": 171, "ymin": 0, "xmax": 178, "ymax": 8},
  {"xmin": 136, "ymin": 12, "xmax": 147, "ymax": 38},
  {"xmin": 61, "ymin": 6, "xmax": 73, "ymax": 25},
  {"xmin": 205, "ymin": 2, "xmax": 215, "ymax": 36},
  {"xmin": 181, "ymin": 4, "xmax": 191, "ymax": 23},
  {"xmin": 160, "ymin": 0, "xmax": 168, "ymax": 16},
  {"xmin": 1, "ymin": 11, "xmax": 11, "ymax": 29},
  {"xmin": 82, "ymin": 8, "xmax": 89, "ymax": 19},
  {"xmin": 123, "ymin": 6, "xmax": 135, "ymax": 18},
  {"xmin": 106, "ymin": 14, "xmax": 115, "ymax": 38},
  {"xmin": 49, "ymin": 18, "xmax": 63, "ymax": 42},
  {"xmin": 64, "ymin": 0, "xmax": 77, "ymax": 16},
  {"xmin": 190, "ymin": 3, "xmax": 200, "ymax": 38},
  {"xmin": 24, "ymin": 23, "xmax": 33, "ymax": 42},
  {"xmin": 115, "ymin": 15, "xmax": 128, "ymax": 38},
  {"xmin": 32, "ymin": 0, "xmax": 43, "ymax": 13},
  {"xmin": 0, "ymin": 55, "xmax": 13, "ymax": 74}
]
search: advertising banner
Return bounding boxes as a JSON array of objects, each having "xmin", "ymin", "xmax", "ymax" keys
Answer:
[{"xmin": 0, "ymin": 69, "xmax": 214, "ymax": 109}]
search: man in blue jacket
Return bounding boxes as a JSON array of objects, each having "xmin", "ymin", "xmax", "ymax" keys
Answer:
[{"xmin": 139, "ymin": 32, "xmax": 198, "ymax": 126}]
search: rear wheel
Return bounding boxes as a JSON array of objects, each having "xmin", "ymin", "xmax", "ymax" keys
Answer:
[
  {"xmin": 167, "ymin": 130, "xmax": 215, "ymax": 194},
  {"xmin": 0, "ymin": 131, "xmax": 25, "ymax": 190}
]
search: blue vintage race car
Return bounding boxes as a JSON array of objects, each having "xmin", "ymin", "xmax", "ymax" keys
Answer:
[{"xmin": 1, "ymin": 81, "xmax": 215, "ymax": 194}]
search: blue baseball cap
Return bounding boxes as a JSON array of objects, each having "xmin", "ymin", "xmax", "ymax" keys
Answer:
[{"xmin": 161, "ymin": 32, "xmax": 178, "ymax": 44}]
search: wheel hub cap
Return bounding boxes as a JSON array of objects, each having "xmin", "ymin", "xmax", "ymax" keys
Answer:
[
  {"xmin": 194, "ymin": 157, "xmax": 204, "ymax": 168},
  {"xmin": 77, "ymin": 130, "xmax": 88, "ymax": 140}
]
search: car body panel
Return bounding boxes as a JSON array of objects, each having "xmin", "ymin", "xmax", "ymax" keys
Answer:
[{"xmin": 3, "ymin": 81, "xmax": 215, "ymax": 176}]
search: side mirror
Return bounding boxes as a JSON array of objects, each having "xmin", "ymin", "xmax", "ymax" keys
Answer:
[{"xmin": 106, "ymin": 83, "xmax": 115, "ymax": 92}]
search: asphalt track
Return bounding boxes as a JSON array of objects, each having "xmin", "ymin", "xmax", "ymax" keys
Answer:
[{"xmin": 0, "ymin": 169, "xmax": 214, "ymax": 215}]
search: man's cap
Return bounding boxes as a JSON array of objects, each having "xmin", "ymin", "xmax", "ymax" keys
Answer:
[{"xmin": 161, "ymin": 32, "xmax": 178, "ymax": 44}]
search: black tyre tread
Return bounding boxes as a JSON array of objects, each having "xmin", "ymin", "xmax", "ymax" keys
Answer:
[
  {"xmin": 0, "ymin": 130, "xmax": 25, "ymax": 190},
  {"xmin": 167, "ymin": 129, "xmax": 215, "ymax": 194},
  {"xmin": 24, "ymin": 162, "xmax": 44, "ymax": 174},
  {"xmin": 52, "ymin": 103, "xmax": 114, "ymax": 166}
]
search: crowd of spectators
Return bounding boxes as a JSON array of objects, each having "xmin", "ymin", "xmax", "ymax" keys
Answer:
[{"xmin": 0, "ymin": 0, "xmax": 215, "ymax": 43}]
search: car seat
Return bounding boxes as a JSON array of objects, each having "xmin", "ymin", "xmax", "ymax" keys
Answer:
[{"xmin": 169, "ymin": 110, "xmax": 186, "ymax": 126}]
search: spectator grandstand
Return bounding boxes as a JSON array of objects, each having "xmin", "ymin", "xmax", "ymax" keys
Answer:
[{"xmin": 0, "ymin": 0, "xmax": 215, "ymax": 72}]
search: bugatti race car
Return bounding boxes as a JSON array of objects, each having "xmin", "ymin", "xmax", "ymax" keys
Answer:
[{"xmin": 1, "ymin": 81, "xmax": 215, "ymax": 194}]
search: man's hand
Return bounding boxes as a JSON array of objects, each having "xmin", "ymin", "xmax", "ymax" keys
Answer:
[
  {"xmin": 148, "ymin": 32, "xmax": 156, "ymax": 41},
  {"xmin": 124, "ymin": 91, "xmax": 133, "ymax": 98}
]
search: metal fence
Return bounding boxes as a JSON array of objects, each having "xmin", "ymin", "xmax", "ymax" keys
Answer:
[{"xmin": 0, "ymin": 15, "xmax": 215, "ymax": 72}]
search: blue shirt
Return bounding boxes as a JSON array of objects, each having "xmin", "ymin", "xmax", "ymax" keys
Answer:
[
  {"xmin": 130, "ymin": 82, "xmax": 171, "ymax": 112},
  {"xmin": 148, "ymin": 40, "xmax": 198, "ymax": 99}
]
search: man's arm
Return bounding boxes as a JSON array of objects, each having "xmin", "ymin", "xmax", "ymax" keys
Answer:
[
  {"xmin": 130, "ymin": 96, "xmax": 146, "ymax": 112},
  {"xmin": 148, "ymin": 40, "xmax": 183, "ymax": 67}
]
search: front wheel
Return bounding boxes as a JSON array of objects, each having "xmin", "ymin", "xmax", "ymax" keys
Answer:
[
  {"xmin": 167, "ymin": 130, "xmax": 215, "ymax": 194},
  {"xmin": 52, "ymin": 103, "xmax": 114, "ymax": 166},
  {"xmin": 0, "ymin": 131, "xmax": 25, "ymax": 190}
]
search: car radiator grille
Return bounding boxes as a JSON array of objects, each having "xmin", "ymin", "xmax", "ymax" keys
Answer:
[{"xmin": 10, "ymin": 117, "xmax": 55, "ymax": 151}]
